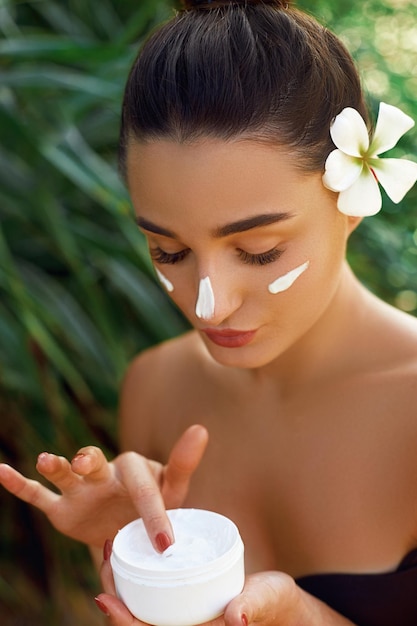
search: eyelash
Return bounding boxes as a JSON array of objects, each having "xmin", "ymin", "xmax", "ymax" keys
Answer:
[
  {"xmin": 150, "ymin": 247, "xmax": 190, "ymax": 265},
  {"xmin": 237, "ymin": 247, "xmax": 283, "ymax": 266},
  {"xmin": 150, "ymin": 246, "xmax": 283, "ymax": 266}
]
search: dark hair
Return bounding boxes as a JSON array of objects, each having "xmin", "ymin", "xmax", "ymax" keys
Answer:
[{"xmin": 119, "ymin": 0, "xmax": 368, "ymax": 176}]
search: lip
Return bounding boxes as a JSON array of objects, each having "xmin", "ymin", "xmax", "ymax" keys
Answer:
[{"xmin": 201, "ymin": 328, "xmax": 257, "ymax": 348}]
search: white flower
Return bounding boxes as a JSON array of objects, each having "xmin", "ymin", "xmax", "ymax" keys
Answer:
[{"xmin": 322, "ymin": 102, "xmax": 417, "ymax": 216}]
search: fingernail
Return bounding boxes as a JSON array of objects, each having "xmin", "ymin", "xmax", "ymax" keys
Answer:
[
  {"xmin": 241, "ymin": 613, "xmax": 249, "ymax": 626},
  {"xmin": 155, "ymin": 532, "xmax": 172, "ymax": 552},
  {"xmin": 103, "ymin": 539, "xmax": 112, "ymax": 561},
  {"xmin": 94, "ymin": 597, "xmax": 110, "ymax": 616},
  {"xmin": 71, "ymin": 453, "xmax": 85, "ymax": 464},
  {"xmin": 37, "ymin": 452, "xmax": 48, "ymax": 462}
]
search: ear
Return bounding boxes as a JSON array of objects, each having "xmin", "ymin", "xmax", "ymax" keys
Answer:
[{"xmin": 346, "ymin": 215, "xmax": 363, "ymax": 236}]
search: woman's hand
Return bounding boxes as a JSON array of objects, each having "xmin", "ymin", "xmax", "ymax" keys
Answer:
[
  {"xmin": 96, "ymin": 543, "xmax": 356, "ymax": 626},
  {"xmin": 0, "ymin": 424, "xmax": 208, "ymax": 551},
  {"xmin": 95, "ymin": 542, "xmax": 298, "ymax": 626}
]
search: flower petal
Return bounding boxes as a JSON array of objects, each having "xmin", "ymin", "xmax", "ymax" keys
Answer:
[
  {"xmin": 323, "ymin": 149, "xmax": 363, "ymax": 191},
  {"xmin": 371, "ymin": 157, "xmax": 417, "ymax": 203},
  {"xmin": 370, "ymin": 102, "xmax": 415, "ymax": 156},
  {"xmin": 330, "ymin": 107, "xmax": 369, "ymax": 157},
  {"xmin": 336, "ymin": 167, "xmax": 382, "ymax": 216}
]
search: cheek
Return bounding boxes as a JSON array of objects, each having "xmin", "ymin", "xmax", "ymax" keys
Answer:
[
  {"xmin": 254, "ymin": 250, "xmax": 344, "ymax": 325},
  {"xmin": 267, "ymin": 261, "xmax": 310, "ymax": 295},
  {"xmin": 155, "ymin": 268, "xmax": 197, "ymax": 312},
  {"xmin": 155, "ymin": 268, "xmax": 174, "ymax": 292}
]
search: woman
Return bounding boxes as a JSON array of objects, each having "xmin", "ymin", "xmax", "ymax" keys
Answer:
[{"xmin": 1, "ymin": 1, "xmax": 417, "ymax": 624}]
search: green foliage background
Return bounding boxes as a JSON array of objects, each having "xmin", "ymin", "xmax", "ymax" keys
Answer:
[{"xmin": 0, "ymin": 0, "xmax": 415, "ymax": 623}]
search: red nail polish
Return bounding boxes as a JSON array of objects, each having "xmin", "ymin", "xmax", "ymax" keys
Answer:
[
  {"xmin": 71, "ymin": 453, "xmax": 85, "ymax": 464},
  {"xmin": 94, "ymin": 597, "xmax": 110, "ymax": 616},
  {"xmin": 155, "ymin": 532, "xmax": 171, "ymax": 552},
  {"xmin": 103, "ymin": 539, "xmax": 112, "ymax": 561},
  {"xmin": 241, "ymin": 613, "xmax": 249, "ymax": 626}
]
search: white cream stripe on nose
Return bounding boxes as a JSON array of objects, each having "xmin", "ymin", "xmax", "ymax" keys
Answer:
[
  {"xmin": 268, "ymin": 261, "xmax": 310, "ymax": 294},
  {"xmin": 195, "ymin": 276, "xmax": 215, "ymax": 320}
]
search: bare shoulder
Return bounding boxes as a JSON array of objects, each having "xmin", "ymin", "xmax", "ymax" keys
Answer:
[
  {"xmin": 362, "ymin": 297, "xmax": 417, "ymax": 407},
  {"xmin": 372, "ymin": 304, "xmax": 417, "ymax": 541},
  {"xmin": 358, "ymin": 297, "xmax": 417, "ymax": 454},
  {"xmin": 118, "ymin": 331, "xmax": 213, "ymax": 454},
  {"xmin": 122, "ymin": 330, "xmax": 208, "ymax": 391},
  {"xmin": 361, "ymin": 289, "xmax": 417, "ymax": 371}
]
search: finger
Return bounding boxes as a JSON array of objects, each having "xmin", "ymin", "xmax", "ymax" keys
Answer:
[
  {"xmin": 116, "ymin": 452, "xmax": 173, "ymax": 552},
  {"xmin": 0, "ymin": 463, "xmax": 59, "ymax": 513},
  {"xmin": 36, "ymin": 452, "xmax": 81, "ymax": 494},
  {"xmin": 97, "ymin": 557, "xmax": 145, "ymax": 626},
  {"xmin": 70, "ymin": 445, "xmax": 112, "ymax": 482},
  {"xmin": 95, "ymin": 593, "xmax": 145, "ymax": 625},
  {"xmin": 162, "ymin": 424, "xmax": 209, "ymax": 508},
  {"xmin": 224, "ymin": 572, "xmax": 296, "ymax": 626},
  {"xmin": 100, "ymin": 544, "xmax": 117, "ymax": 596}
]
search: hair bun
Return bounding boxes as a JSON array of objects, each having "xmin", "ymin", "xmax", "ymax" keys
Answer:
[{"xmin": 182, "ymin": 0, "xmax": 290, "ymax": 10}]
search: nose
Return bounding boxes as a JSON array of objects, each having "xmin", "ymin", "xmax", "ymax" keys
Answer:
[
  {"xmin": 195, "ymin": 273, "xmax": 242, "ymax": 324},
  {"xmin": 195, "ymin": 277, "xmax": 215, "ymax": 320}
]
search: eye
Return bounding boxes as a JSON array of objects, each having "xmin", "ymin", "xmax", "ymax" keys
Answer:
[
  {"xmin": 237, "ymin": 247, "xmax": 283, "ymax": 266},
  {"xmin": 150, "ymin": 246, "xmax": 190, "ymax": 265}
]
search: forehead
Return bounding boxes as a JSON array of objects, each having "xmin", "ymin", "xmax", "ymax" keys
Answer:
[{"xmin": 126, "ymin": 139, "xmax": 325, "ymax": 225}]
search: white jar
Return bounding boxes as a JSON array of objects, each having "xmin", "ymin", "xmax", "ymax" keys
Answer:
[{"xmin": 110, "ymin": 508, "xmax": 245, "ymax": 626}]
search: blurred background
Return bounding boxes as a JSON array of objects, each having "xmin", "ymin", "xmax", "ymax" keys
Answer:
[{"xmin": 0, "ymin": 0, "xmax": 416, "ymax": 623}]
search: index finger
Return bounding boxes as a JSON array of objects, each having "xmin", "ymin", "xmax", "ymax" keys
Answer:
[{"xmin": 116, "ymin": 452, "xmax": 173, "ymax": 553}]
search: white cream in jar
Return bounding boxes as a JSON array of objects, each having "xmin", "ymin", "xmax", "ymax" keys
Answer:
[{"xmin": 111, "ymin": 508, "xmax": 245, "ymax": 626}]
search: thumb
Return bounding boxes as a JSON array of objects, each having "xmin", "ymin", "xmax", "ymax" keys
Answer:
[
  {"xmin": 224, "ymin": 572, "xmax": 297, "ymax": 626},
  {"xmin": 161, "ymin": 424, "xmax": 209, "ymax": 508}
]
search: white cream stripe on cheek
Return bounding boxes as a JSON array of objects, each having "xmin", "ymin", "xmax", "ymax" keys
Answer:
[
  {"xmin": 155, "ymin": 268, "xmax": 174, "ymax": 292},
  {"xmin": 268, "ymin": 261, "xmax": 310, "ymax": 295},
  {"xmin": 195, "ymin": 276, "xmax": 215, "ymax": 320}
]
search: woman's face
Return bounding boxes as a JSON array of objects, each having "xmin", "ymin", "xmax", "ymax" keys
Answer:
[{"xmin": 127, "ymin": 139, "xmax": 355, "ymax": 369}]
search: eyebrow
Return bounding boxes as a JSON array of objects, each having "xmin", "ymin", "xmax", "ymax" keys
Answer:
[
  {"xmin": 213, "ymin": 212, "xmax": 294, "ymax": 237},
  {"xmin": 136, "ymin": 217, "xmax": 175, "ymax": 238},
  {"xmin": 136, "ymin": 212, "xmax": 294, "ymax": 239}
]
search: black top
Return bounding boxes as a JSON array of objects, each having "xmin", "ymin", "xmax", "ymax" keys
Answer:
[{"xmin": 296, "ymin": 549, "xmax": 417, "ymax": 626}]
